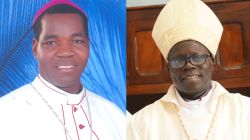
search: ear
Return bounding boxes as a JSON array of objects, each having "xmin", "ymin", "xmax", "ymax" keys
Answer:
[
  {"xmin": 210, "ymin": 57, "xmax": 215, "ymax": 72},
  {"xmin": 32, "ymin": 38, "xmax": 38, "ymax": 58},
  {"xmin": 166, "ymin": 61, "xmax": 170, "ymax": 72}
]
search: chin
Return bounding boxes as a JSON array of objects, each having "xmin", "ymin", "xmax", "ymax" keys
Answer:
[
  {"xmin": 178, "ymin": 83, "xmax": 203, "ymax": 93},
  {"xmin": 53, "ymin": 77, "xmax": 80, "ymax": 86}
]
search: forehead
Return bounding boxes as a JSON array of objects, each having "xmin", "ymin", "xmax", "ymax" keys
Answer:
[
  {"xmin": 168, "ymin": 40, "xmax": 210, "ymax": 58},
  {"xmin": 40, "ymin": 13, "xmax": 86, "ymax": 35}
]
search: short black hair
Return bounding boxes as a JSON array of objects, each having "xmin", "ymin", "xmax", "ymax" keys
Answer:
[{"xmin": 32, "ymin": 4, "xmax": 88, "ymax": 40}]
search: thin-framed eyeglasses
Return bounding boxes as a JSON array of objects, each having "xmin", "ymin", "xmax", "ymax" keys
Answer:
[{"xmin": 168, "ymin": 54, "xmax": 212, "ymax": 69}]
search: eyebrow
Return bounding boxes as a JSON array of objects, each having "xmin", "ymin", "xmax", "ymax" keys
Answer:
[
  {"xmin": 43, "ymin": 33, "xmax": 88, "ymax": 40},
  {"xmin": 71, "ymin": 33, "xmax": 88, "ymax": 38},
  {"xmin": 43, "ymin": 35, "xmax": 57, "ymax": 40}
]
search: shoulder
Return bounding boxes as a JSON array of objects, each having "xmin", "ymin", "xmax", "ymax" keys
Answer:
[
  {"xmin": 221, "ymin": 92, "xmax": 250, "ymax": 107},
  {"xmin": 127, "ymin": 98, "xmax": 169, "ymax": 139},
  {"xmin": 0, "ymin": 84, "xmax": 40, "ymax": 110},
  {"xmin": 129, "ymin": 97, "xmax": 168, "ymax": 124},
  {"xmin": 212, "ymin": 81, "xmax": 250, "ymax": 109},
  {"xmin": 0, "ymin": 84, "xmax": 32, "ymax": 103},
  {"xmin": 0, "ymin": 84, "xmax": 37, "ymax": 121}
]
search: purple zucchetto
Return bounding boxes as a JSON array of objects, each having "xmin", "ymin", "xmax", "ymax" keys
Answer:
[{"xmin": 32, "ymin": 0, "xmax": 86, "ymax": 25}]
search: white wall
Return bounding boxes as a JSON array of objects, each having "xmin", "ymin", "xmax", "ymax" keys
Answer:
[{"xmin": 127, "ymin": 0, "xmax": 169, "ymax": 7}]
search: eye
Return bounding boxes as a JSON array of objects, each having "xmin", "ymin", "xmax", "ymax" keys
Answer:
[
  {"xmin": 43, "ymin": 41, "xmax": 56, "ymax": 47},
  {"xmin": 192, "ymin": 55, "xmax": 204, "ymax": 61},
  {"xmin": 73, "ymin": 39, "xmax": 85, "ymax": 44},
  {"xmin": 171, "ymin": 57, "xmax": 185, "ymax": 63}
]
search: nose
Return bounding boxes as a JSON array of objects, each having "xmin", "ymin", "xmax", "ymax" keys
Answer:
[
  {"xmin": 182, "ymin": 59, "xmax": 195, "ymax": 70},
  {"xmin": 56, "ymin": 42, "xmax": 74, "ymax": 57}
]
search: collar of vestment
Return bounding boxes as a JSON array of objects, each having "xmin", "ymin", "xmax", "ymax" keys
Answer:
[
  {"xmin": 175, "ymin": 87, "xmax": 213, "ymax": 113},
  {"xmin": 160, "ymin": 81, "xmax": 229, "ymax": 113},
  {"xmin": 31, "ymin": 75, "xmax": 86, "ymax": 105}
]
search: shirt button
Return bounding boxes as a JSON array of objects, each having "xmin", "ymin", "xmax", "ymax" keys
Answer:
[
  {"xmin": 73, "ymin": 107, "xmax": 78, "ymax": 112},
  {"xmin": 79, "ymin": 124, "xmax": 85, "ymax": 129}
]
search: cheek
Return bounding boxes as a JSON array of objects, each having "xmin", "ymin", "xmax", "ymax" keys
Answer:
[
  {"xmin": 169, "ymin": 69, "xmax": 181, "ymax": 83},
  {"xmin": 82, "ymin": 47, "xmax": 89, "ymax": 59},
  {"xmin": 36, "ymin": 49, "xmax": 54, "ymax": 66},
  {"xmin": 77, "ymin": 49, "xmax": 89, "ymax": 64},
  {"xmin": 36, "ymin": 49, "xmax": 45, "ymax": 62},
  {"xmin": 203, "ymin": 62, "xmax": 214, "ymax": 73},
  {"xmin": 36, "ymin": 46, "xmax": 48, "ymax": 58},
  {"xmin": 201, "ymin": 63, "xmax": 214, "ymax": 80},
  {"xmin": 206, "ymin": 69, "xmax": 213, "ymax": 79}
]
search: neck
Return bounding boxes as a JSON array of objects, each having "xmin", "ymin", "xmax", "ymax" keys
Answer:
[
  {"xmin": 58, "ymin": 84, "xmax": 83, "ymax": 94},
  {"xmin": 38, "ymin": 75, "xmax": 83, "ymax": 94},
  {"xmin": 179, "ymin": 85, "xmax": 212, "ymax": 101}
]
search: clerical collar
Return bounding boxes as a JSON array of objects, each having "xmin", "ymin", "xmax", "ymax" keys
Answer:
[
  {"xmin": 31, "ymin": 75, "xmax": 86, "ymax": 105},
  {"xmin": 175, "ymin": 87, "xmax": 213, "ymax": 112}
]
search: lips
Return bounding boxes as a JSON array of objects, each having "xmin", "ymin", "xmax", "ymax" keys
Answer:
[
  {"xmin": 58, "ymin": 65, "xmax": 74, "ymax": 69},
  {"xmin": 56, "ymin": 64, "xmax": 77, "ymax": 72},
  {"xmin": 181, "ymin": 73, "xmax": 201, "ymax": 81}
]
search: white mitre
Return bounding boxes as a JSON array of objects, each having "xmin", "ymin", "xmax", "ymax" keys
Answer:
[{"xmin": 152, "ymin": 0, "xmax": 223, "ymax": 59}]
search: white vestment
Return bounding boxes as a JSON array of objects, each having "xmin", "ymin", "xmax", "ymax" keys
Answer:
[
  {"xmin": 127, "ymin": 81, "xmax": 250, "ymax": 140},
  {"xmin": 0, "ymin": 76, "xmax": 125, "ymax": 140}
]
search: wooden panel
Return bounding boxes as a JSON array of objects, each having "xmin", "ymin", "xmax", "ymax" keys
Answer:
[
  {"xmin": 135, "ymin": 31, "xmax": 162, "ymax": 76},
  {"xmin": 203, "ymin": 0, "xmax": 240, "ymax": 3},
  {"xmin": 127, "ymin": 94, "xmax": 164, "ymax": 114},
  {"xmin": 127, "ymin": 83, "xmax": 171, "ymax": 95},
  {"xmin": 212, "ymin": 1, "xmax": 250, "ymax": 81},
  {"xmin": 219, "ymin": 24, "xmax": 244, "ymax": 68},
  {"xmin": 126, "ymin": 14, "xmax": 171, "ymax": 87}
]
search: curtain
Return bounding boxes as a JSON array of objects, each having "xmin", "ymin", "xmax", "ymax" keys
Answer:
[{"xmin": 0, "ymin": 0, "xmax": 126, "ymax": 112}]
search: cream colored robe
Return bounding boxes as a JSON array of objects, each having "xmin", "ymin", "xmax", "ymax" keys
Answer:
[{"xmin": 127, "ymin": 81, "xmax": 250, "ymax": 140}]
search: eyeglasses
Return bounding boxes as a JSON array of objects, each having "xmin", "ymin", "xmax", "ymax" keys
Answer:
[{"xmin": 168, "ymin": 54, "xmax": 212, "ymax": 69}]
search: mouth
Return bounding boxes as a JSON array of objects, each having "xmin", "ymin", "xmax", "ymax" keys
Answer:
[
  {"xmin": 183, "ymin": 75, "xmax": 199, "ymax": 80},
  {"xmin": 57, "ymin": 65, "xmax": 77, "ymax": 72},
  {"xmin": 181, "ymin": 73, "xmax": 201, "ymax": 81}
]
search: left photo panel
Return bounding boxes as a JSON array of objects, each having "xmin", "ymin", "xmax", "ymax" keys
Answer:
[{"xmin": 0, "ymin": 0, "xmax": 126, "ymax": 139}]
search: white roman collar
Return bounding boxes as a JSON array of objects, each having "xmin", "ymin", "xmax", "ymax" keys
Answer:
[{"xmin": 31, "ymin": 75, "xmax": 86, "ymax": 105}]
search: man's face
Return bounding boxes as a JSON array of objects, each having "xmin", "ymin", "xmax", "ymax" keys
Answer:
[
  {"xmin": 33, "ymin": 13, "xmax": 89, "ymax": 93},
  {"xmin": 167, "ymin": 40, "xmax": 214, "ymax": 97}
]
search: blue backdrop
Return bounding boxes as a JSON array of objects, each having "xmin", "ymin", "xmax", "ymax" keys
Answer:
[{"xmin": 0, "ymin": 0, "xmax": 126, "ymax": 112}]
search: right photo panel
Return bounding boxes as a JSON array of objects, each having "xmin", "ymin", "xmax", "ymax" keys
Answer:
[{"xmin": 127, "ymin": 0, "xmax": 250, "ymax": 139}]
